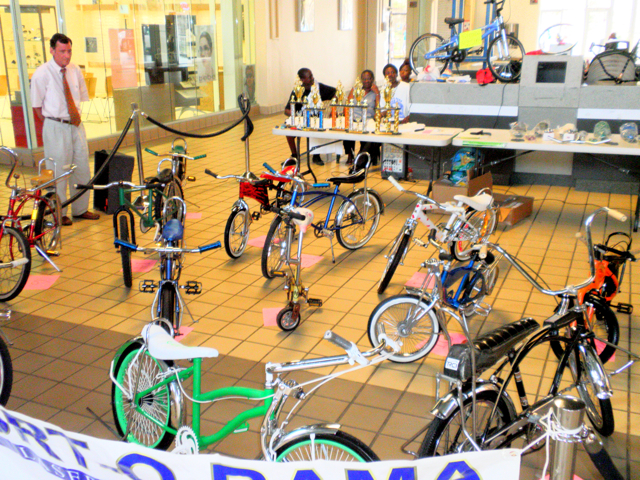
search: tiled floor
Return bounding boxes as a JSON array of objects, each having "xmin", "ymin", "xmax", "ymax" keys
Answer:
[{"xmin": 1, "ymin": 114, "xmax": 639, "ymax": 479}]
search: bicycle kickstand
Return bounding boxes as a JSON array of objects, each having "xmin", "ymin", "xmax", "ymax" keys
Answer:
[{"xmin": 34, "ymin": 245, "xmax": 62, "ymax": 272}]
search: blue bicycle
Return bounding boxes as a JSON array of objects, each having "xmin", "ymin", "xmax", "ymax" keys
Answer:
[
  {"xmin": 261, "ymin": 153, "xmax": 383, "ymax": 279},
  {"xmin": 409, "ymin": 0, "xmax": 525, "ymax": 83}
]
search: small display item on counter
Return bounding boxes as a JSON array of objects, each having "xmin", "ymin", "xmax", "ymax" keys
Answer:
[
  {"xmin": 619, "ymin": 122, "xmax": 638, "ymax": 143},
  {"xmin": 593, "ymin": 121, "xmax": 612, "ymax": 141},
  {"xmin": 509, "ymin": 122, "xmax": 528, "ymax": 141}
]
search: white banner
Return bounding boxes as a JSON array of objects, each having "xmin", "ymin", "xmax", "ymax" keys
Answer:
[{"xmin": 0, "ymin": 406, "xmax": 521, "ymax": 480}]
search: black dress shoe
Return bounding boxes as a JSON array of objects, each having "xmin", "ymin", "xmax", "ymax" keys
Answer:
[{"xmin": 312, "ymin": 155, "xmax": 324, "ymax": 166}]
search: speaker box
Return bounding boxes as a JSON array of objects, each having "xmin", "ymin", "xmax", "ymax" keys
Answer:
[{"xmin": 93, "ymin": 150, "xmax": 135, "ymax": 214}]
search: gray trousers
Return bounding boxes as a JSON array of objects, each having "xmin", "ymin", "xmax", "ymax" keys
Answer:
[{"xmin": 42, "ymin": 119, "xmax": 91, "ymax": 216}]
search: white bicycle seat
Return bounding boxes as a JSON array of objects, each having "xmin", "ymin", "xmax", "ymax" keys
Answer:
[
  {"xmin": 292, "ymin": 207, "xmax": 314, "ymax": 233},
  {"xmin": 143, "ymin": 324, "xmax": 219, "ymax": 361},
  {"xmin": 453, "ymin": 193, "xmax": 492, "ymax": 212}
]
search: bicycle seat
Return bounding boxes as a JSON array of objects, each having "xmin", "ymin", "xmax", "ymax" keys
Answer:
[
  {"xmin": 453, "ymin": 193, "xmax": 493, "ymax": 212},
  {"xmin": 143, "ymin": 324, "xmax": 219, "ymax": 361},
  {"xmin": 444, "ymin": 318, "xmax": 539, "ymax": 381},
  {"xmin": 326, "ymin": 155, "xmax": 369, "ymax": 185},
  {"xmin": 444, "ymin": 17, "xmax": 465, "ymax": 27},
  {"xmin": 30, "ymin": 169, "xmax": 54, "ymax": 187},
  {"xmin": 162, "ymin": 219, "xmax": 184, "ymax": 242}
]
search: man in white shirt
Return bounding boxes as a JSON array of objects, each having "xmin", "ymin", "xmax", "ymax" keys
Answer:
[{"xmin": 31, "ymin": 33, "xmax": 100, "ymax": 226}]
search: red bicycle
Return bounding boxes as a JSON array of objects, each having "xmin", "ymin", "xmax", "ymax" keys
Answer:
[
  {"xmin": 550, "ymin": 231, "xmax": 636, "ymax": 364},
  {"xmin": 0, "ymin": 147, "xmax": 74, "ymax": 301}
]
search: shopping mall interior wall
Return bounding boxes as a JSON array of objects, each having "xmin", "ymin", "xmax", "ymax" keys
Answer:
[{"xmin": 254, "ymin": 0, "xmax": 367, "ymax": 112}]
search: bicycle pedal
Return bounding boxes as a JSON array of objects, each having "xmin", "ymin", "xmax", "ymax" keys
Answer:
[
  {"xmin": 233, "ymin": 422, "xmax": 250, "ymax": 434},
  {"xmin": 139, "ymin": 280, "xmax": 158, "ymax": 293},
  {"xmin": 307, "ymin": 298, "xmax": 323, "ymax": 307},
  {"xmin": 473, "ymin": 302, "xmax": 492, "ymax": 317},
  {"xmin": 187, "ymin": 176, "xmax": 196, "ymax": 182},
  {"xmin": 251, "ymin": 211, "xmax": 261, "ymax": 221},
  {"xmin": 615, "ymin": 303, "xmax": 633, "ymax": 314},
  {"xmin": 181, "ymin": 281, "xmax": 203, "ymax": 295},
  {"xmin": 45, "ymin": 250, "xmax": 60, "ymax": 257},
  {"xmin": 272, "ymin": 271, "xmax": 286, "ymax": 277}
]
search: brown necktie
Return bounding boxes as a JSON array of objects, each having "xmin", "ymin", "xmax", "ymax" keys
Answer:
[{"xmin": 61, "ymin": 68, "xmax": 82, "ymax": 127}]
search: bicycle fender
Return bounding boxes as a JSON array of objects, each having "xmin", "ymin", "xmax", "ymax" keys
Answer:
[
  {"xmin": 231, "ymin": 199, "xmax": 250, "ymax": 212},
  {"xmin": 351, "ymin": 188, "xmax": 385, "ymax": 215},
  {"xmin": 111, "ymin": 336, "xmax": 144, "ymax": 374},
  {"xmin": 430, "ymin": 379, "xmax": 517, "ymax": 421},
  {"xmin": 273, "ymin": 423, "xmax": 343, "ymax": 450}
]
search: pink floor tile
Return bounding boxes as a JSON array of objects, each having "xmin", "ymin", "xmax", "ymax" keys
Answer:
[
  {"xmin": 405, "ymin": 272, "xmax": 436, "ymax": 289},
  {"xmin": 595, "ymin": 339, "xmax": 614, "ymax": 362},
  {"xmin": 263, "ymin": 307, "xmax": 282, "ymax": 327},
  {"xmin": 186, "ymin": 212, "xmax": 202, "ymax": 220},
  {"xmin": 24, "ymin": 275, "xmax": 60, "ymax": 290},
  {"xmin": 300, "ymin": 254, "xmax": 323, "ymax": 268},
  {"xmin": 175, "ymin": 325, "xmax": 194, "ymax": 341},
  {"xmin": 130, "ymin": 259, "xmax": 158, "ymax": 273},
  {"xmin": 430, "ymin": 332, "xmax": 467, "ymax": 357},
  {"xmin": 248, "ymin": 236, "xmax": 266, "ymax": 248}
]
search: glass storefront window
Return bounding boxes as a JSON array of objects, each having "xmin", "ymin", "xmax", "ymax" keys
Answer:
[{"xmin": 1, "ymin": 0, "xmax": 254, "ymax": 149}]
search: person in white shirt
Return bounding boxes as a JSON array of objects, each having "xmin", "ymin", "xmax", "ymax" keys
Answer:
[
  {"xmin": 382, "ymin": 63, "xmax": 412, "ymax": 122},
  {"xmin": 31, "ymin": 33, "xmax": 100, "ymax": 226}
]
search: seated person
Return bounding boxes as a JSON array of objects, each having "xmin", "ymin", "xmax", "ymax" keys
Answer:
[
  {"xmin": 399, "ymin": 58, "xmax": 413, "ymax": 83},
  {"xmin": 284, "ymin": 68, "xmax": 336, "ymax": 165},
  {"xmin": 343, "ymin": 69, "xmax": 380, "ymax": 166},
  {"xmin": 382, "ymin": 63, "xmax": 412, "ymax": 122}
]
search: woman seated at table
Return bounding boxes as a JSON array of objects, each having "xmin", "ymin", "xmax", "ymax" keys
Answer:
[{"xmin": 343, "ymin": 69, "xmax": 381, "ymax": 166}]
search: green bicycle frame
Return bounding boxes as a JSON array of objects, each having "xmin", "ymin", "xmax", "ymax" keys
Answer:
[
  {"xmin": 129, "ymin": 357, "xmax": 274, "ymax": 448},
  {"xmin": 117, "ymin": 186, "xmax": 162, "ymax": 230}
]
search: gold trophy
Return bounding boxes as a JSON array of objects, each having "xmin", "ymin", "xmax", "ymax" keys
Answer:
[
  {"xmin": 375, "ymin": 75, "xmax": 399, "ymax": 134},
  {"xmin": 293, "ymin": 79, "xmax": 305, "ymax": 127},
  {"xmin": 352, "ymin": 77, "xmax": 367, "ymax": 132}
]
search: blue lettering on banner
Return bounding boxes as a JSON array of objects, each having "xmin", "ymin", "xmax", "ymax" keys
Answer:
[
  {"xmin": 292, "ymin": 470, "xmax": 322, "ymax": 480},
  {"xmin": 347, "ymin": 467, "xmax": 416, "ymax": 480},
  {"xmin": 5, "ymin": 411, "xmax": 61, "ymax": 460},
  {"xmin": 213, "ymin": 464, "xmax": 266, "ymax": 480},
  {"xmin": 436, "ymin": 461, "xmax": 481, "ymax": 480},
  {"xmin": 47, "ymin": 428, "xmax": 89, "ymax": 468},
  {"xmin": 118, "ymin": 453, "xmax": 175, "ymax": 480},
  {"xmin": 0, "ymin": 410, "xmax": 8, "ymax": 433}
]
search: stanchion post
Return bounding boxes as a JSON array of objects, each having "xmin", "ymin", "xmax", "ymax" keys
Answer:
[
  {"xmin": 131, "ymin": 103, "xmax": 145, "ymax": 185},
  {"xmin": 550, "ymin": 396, "xmax": 585, "ymax": 480}
]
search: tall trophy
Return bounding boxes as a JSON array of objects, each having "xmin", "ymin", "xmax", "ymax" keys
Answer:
[
  {"xmin": 375, "ymin": 76, "xmax": 400, "ymax": 135},
  {"xmin": 351, "ymin": 77, "xmax": 368, "ymax": 133},
  {"xmin": 289, "ymin": 79, "xmax": 305, "ymax": 128}
]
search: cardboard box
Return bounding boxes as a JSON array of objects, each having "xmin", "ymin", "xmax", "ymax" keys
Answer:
[
  {"xmin": 432, "ymin": 170, "xmax": 493, "ymax": 205},
  {"xmin": 493, "ymin": 193, "xmax": 534, "ymax": 227}
]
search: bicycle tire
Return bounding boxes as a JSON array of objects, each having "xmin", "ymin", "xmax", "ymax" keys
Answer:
[
  {"xmin": 418, "ymin": 389, "xmax": 515, "ymax": 457},
  {"xmin": 159, "ymin": 283, "xmax": 176, "ymax": 332},
  {"xmin": 275, "ymin": 430, "xmax": 379, "ymax": 462},
  {"xmin": 451, "ymin": 208, "xmax": 497, "ymax": 262},
  {"xmin": 584, "ymin": 437, "xmax": 625, "ymax": 480},
  {"xmin": 550, "ymin": 295, "xmax": 619, "ymax": 365},
  {"xmin": 0, "ymin": 227, "xmax": 31, "ymax": 302},
  {"xmin": 487, "ymin": 34, "xmax": 526, "ymax": 83},
  {"xmin": 262, "ymin": 216, "xmax": 288, "ymax": 279},
  {"xmin": 570, "ymin": 346, "xmax": 615, "ymax": 437},
  {"xmin": 367, "ymin": 294, "xmax": 440, "ymax": 363},
  {"xmin": 409, "ymin": 33, "xmax": 449, "ymax": 75},
  {"xmin": 0, "ymin": 336, "xmax": 13, "ymax": 406},
  {"xmin": 111, "ymin": 343, "xmax": 175, "ymax": 450},
  {"xmin": 224, "ymin": 208, "xmax": 249, "ymax": 259},
  {"xmin": 336, "ymin": 190, "xmax": 381, "ymax": 250},
  {"xmin": 118, "ymin": 215, "xmax": 133, "ymax": 288},
  {"xmin": 153, "ymin": 178, "xmax": 185, "ymax": 226},
  {"xmin": 35, "ymin": 191, "xmax": 61, "ymax": 251},
  {"xmin": 378, "ymin": 231, "xmax": 411, "ymax": 294},
  {"xmin": 277, "ymin": 305, "xmax": 299, "ymax": 331}
]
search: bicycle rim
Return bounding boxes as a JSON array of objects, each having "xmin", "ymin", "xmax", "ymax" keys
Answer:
[
  {"xmin": 451, "ymin": 209, "xmax": 496, "ymax": 261},
  {"xmin": 35, "ymin": 192, "xmax": 61, "ymax": 251},
  {"xmin": 224, "ymin": 208, "xmax": 249, "ymax": 259},
  {"xmin": 0, "ymin": 227, "xmax": 31, "ymax": 302},
  {"xmin": 336, "ymin": 191, "xmax": 381, "ymax": 250},
  {"xmin": 276, "ymin": 431, "xmax": 378, "ymax": 462},
  {"xmin": 487, "ymin": 35, "xmax": 525, "ymax": 83},
  {"xmin": 113, "ymin": 346, "xmax": 175, "ymax": 449}
]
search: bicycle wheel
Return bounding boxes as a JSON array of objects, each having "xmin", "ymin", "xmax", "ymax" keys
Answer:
[
  {"xmin": 570, "ymin": 346, "xmax": 615, "ymax": 437},
  {"xmin": 487, "ymin": 34, "xmax": 526, "ymax": 83},
  {"xmin": 111, "ymin": 343, "xmax": 175, "ymax": 450},
  {"xmin": 367, "ymin": 294, "xmax": 440, "ymax": 363},
  {"xmin": 277, "ymin": 305, "xmax": 300, "ymax": 331},
  {"xmin": 418, "ymin": 389, "xmax": 515, "ymax": 457},
  {"xmin": 118, "ymin": 215, "xmax": 133, "ymax": 288},
  {"xmin": 275, "ymin": 430, "xmax": 379, "ymax": 462},
  {"xmin": 409, "ymin": 33, "xmax": 448, "ymax": 75},
  {"xmin": 377, "ymin": 231, "xmax": 411, "ymax": 294},
  {"xmin": 0, "ymin": 227, "xmax": 31, "ymax": 302},
  {"xmin": 460, "ymin": 264, "xmax": 500, "ymax": 317},
  {"xmin": 550, "ymin": 295, "xmax": 619, "ymax": 365},
  {"xmin": 262, "ymin": 216, "xmax": 288, "ymax": 279},
  {"xmin": 35, "ymin": 191, "xmax": 61, "ymax": 251},
  {"xmin": 153, "ymin": 178, "xmax": 184, "ymax": 225},
  {"xmin": 451, "ymin": 208, "xmax": 497, "ymax": 262},
  {"xmin": 0, "ymin": 336, "xmax": 12, "ymax": 406},
  {"xmin": 224, "ymin": 208, "xmax": 249, "ymax": 259},
  {"xmin": 336, "ymin": 190, "xmax": 381, "ymax": 250},
  {"xmin": 159, "ymin": 283, "xmax": 177, "ymax": 332}
]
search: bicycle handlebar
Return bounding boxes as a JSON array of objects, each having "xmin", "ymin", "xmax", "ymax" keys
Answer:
[
  {"xmin": 269, "ymin": 205, "xmax": 306, "ymax": 221},
  {"xmin": 115, "ymin": 238, "xmax": 221, "ymax": 254},
  {"xmin": 388, "ymin": 175, "xmax": 465, "ymax": 214},
  {"xmin": 76, "ymin": 181, "xmax": 165, "ymax": 190},
  {"xmin": 145, "ymin": 148, "xmax": 206, "ymax": 161}
]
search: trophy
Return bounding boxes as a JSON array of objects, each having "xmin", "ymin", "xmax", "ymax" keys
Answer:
[
  {"xmin": 331, "ymin": 81, "xmax": 346, "ymax": 129},
  {"xmin": 290, "ymin": 79, "xmax": 305, "ymax": 128},
  {"xmin": 375, "ymin": 75, "xmax": 400, "ymax": 135},
  {"xmin": 304, "ymin": 84, "xmax": 324, "ymax": 130},
  {"xmin": 351, "ymin": 77, "xmax": 368, "ymax": 133}
]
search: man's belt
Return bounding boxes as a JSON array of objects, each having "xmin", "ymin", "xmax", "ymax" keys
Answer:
[{"xmin": 45, "ymin": 117, "xmax": 73, "ymax": 125}]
